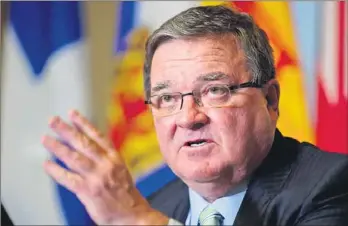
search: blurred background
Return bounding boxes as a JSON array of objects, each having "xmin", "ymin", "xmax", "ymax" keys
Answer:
[{"xmin": 1, "ymin": 1, "xmax": 346, "ymax": 225}]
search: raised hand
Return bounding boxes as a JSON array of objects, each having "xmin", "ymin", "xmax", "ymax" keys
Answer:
[{"xmin": 42, "ymin": 110, "xmax": 168, "ymax": 225}]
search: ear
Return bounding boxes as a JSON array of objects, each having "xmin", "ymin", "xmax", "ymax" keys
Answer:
[{"xmin": 265, "ymin": 79, "xmax": 280, "ymax": 114}]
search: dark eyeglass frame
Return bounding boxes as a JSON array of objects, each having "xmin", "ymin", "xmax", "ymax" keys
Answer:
[{"xmin": 144, "ymin": 81, "xmax": 263, "ymax": 109}]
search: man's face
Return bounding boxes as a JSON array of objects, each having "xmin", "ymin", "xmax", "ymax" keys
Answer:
[{"xmin": 149, "ymin": 35, "xmax": 279, "ymax": 191}]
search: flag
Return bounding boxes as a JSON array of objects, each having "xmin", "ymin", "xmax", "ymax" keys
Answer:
[
  {"xmin": 316, "ymin": 1, "xmax": 347, "ymax": 154},
  {"xmin": 1, "ymin": 2, "xmax": 93, "ymax": 225}
]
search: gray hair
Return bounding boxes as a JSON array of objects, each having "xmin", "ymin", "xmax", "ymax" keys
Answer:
[{"xmin": 143, "ymin": 5, "xmax": 275, "ymax": 99}]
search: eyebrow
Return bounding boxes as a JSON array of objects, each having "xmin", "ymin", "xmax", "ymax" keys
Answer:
[
  {"xmin": 150, "ymin": 72, "xmax": 231, "ymax": 94},
  {"xmin": 196, "ymin": 72, "xmax": 231, "ymax": 82},
  {"xmin": 151, "ymin": 80, "xmax": 171, "ymax": 93}
]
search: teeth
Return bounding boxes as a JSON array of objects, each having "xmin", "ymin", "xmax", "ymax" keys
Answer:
[{"xmin": 190, "ymin": 142, "xmax": 207, "ymax": 147}]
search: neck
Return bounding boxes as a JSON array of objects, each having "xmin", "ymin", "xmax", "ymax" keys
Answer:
[{"xmin": 185, "ymin": 173, "xmax": 249, "ymax": 203}]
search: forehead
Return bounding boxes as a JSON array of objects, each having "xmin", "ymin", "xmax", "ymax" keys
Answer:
[{"xmin": 150, "ymin": 35, "xmax": 249, "ymax": 89}]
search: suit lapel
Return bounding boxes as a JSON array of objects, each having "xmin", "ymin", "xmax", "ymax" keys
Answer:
[
  {"xmin": 234, "ymin": 129, "xmax": 294, "ymax": 225},
  {"xmin": 171, "ymin": 191, "xmax": 190, "ymax": 223},
  {"xmin": 148, "ymin": 178, "xmax": 190, "ymax": 223}
]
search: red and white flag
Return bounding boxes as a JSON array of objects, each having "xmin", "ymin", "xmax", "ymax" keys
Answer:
[{"xmin": 316, "ymin": 1, "xmax": 347, "ymax": 154}]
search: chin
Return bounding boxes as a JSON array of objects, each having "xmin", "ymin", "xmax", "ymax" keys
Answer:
[{"xmin": 178, "ymin": 160, "xmax": 227, "ymax": 183}]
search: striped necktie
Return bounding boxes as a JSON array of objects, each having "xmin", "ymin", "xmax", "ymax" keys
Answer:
[{"xmin": 198, "ymin": 205, "xmax": 224, "ymax": 226}]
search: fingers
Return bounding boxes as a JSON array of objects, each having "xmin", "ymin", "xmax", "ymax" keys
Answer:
[
  {"xmin": 49, "ymin": 116, "xmax": 101, "ymax": 161},
  {"xmin": 42, "ymin": 135, "xmax": 94, "ymax": 174},
  {"xmin": 69, "ymin": 110, "xmax": 116, "ymax": 153},
  {"xmin": 69, "ymin": 110, "xmax": 124, "ymax": 165},
  {"xmin": 44, "ymin": 160, "xmax": 84, "ymax": 194}
]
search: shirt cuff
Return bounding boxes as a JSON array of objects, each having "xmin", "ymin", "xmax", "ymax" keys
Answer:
[{"xmin": 168, "ymin": 218, "xmax": 184, "ymax": 225}]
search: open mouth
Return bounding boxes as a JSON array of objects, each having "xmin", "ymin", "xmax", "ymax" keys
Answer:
[{"xmin": 185, "ymin": 139, "xmax": 209, "ymax": 147}]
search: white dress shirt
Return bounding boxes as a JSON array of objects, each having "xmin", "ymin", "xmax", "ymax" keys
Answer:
[{"xmin": 185, "ymin": 182, "xmax": 247, "ymax": 226}]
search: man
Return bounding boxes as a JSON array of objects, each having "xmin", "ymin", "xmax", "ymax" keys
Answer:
[{"xmin": 42, "ymin": 5, "xmax": 348, "ymax": 226}]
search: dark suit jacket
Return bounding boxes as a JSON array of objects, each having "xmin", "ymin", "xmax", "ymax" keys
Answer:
[
  {"xmin": 1, "ymin": 204, "xmax": 14, "ymax": 226},
  {"xmin": 148, "ymin": 129, "xmax": 348, "ymax": 225}
]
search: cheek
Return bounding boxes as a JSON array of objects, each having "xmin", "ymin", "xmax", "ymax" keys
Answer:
[
  {"xmin": 153, "ymin": 118, "xmax": 176, "ymax": 158},
  {"xmin": 221, "ymin": 110, "xmax": 248, "ymax": 153},
  {"xmin": 218, "ymin": 98, "xmax": 270, "ymax": 131},
  {"xmin": 210, "ymin": 102, "xmax": 271, "ymax": 155},
  {"xmin": 210, "ymin": 107, "xmax": 249, "ymax": 139}
]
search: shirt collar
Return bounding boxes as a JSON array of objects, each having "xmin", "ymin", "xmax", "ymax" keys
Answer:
[
  {"xmin": 188, "ymin": 188, "xmax": 210, "ymax": 225},
  {"xmin": 188, "ymin": 181, "xmax": 248, "ymax": 225}
]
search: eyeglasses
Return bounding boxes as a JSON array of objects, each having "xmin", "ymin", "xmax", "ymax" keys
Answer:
[{"xmin": 144, "ymin": 81, "xmax": 263, "ymax": 117}]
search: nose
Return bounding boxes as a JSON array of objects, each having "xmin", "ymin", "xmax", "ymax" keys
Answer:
[{"xmin": 176, "ymin": 95, "xmax": 209, "ymax": 130}]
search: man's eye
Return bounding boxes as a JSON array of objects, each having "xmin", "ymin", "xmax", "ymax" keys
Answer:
[
  {"xmin": 208, "ymin": 86, "xmax": 228, "ymax": 95},
  {"xmin": 160, "ymin": 95, "xmax": 174, "ymax": 102}
]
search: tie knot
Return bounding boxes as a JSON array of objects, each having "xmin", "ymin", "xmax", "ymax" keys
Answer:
[{"xmin": 198, "ymin": 205, "xmax": 224, "ymax": 226}]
